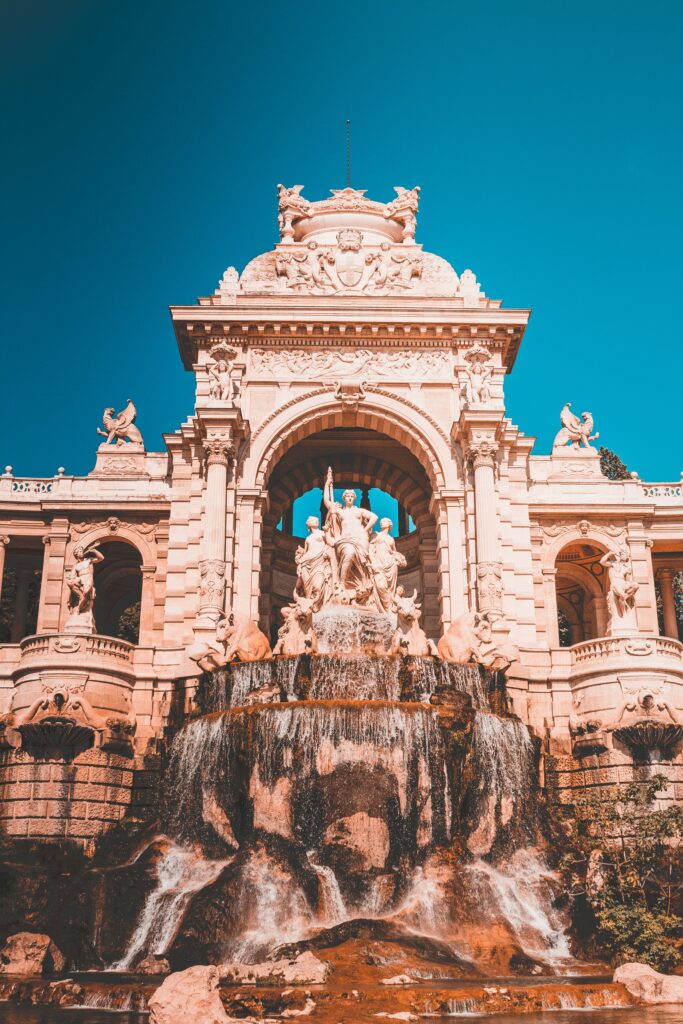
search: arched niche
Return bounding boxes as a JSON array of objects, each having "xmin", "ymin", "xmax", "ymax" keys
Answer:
[
  {"xmin": 92, "ymin": 539, "xmax": 143, "ymax": 642},
  {"xmin": 554, "ymin": 541, "xmax": 609, "ymax": 645}
]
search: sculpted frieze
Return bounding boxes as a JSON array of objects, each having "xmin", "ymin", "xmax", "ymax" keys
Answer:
[{"xmin": 249, "ymin": 347, "xmax": 450, "ymax": 380}]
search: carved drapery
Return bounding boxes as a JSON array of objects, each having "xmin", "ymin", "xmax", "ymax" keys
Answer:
[
  {"xmin": 467, "ymin": 436, "xmax": 502, "ymax": 613},
  {"xmin": 197, "ymin": 433, "xmax": 235, "ymax": 624}
]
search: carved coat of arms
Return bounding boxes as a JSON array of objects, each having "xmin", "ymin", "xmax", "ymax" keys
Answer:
[{"xmin": 333, "ymin": 229, "xmax": 365, "ymax": 288}]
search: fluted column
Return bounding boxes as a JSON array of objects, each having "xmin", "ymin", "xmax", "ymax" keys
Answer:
[
  {"xmin": 467, "ymin": 438, "xmax": 502, "ymax": 613},
  {"xmin": 0, "ymin": 535, "xmax": 9, "ymax": 604},
  {"xmin": 197, "ymin": 433, "xmax": 234, "ymax": 627},
  {"xmin": 658, "ymin": 568, "xmax": 679, "ymax": 639}
]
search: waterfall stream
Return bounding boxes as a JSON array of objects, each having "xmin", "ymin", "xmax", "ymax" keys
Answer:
[{"xmin": 111, "ymin": 653, "xmax": 571, "ymax": 971}]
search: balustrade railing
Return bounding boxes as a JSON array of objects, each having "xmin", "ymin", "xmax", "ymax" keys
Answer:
[
  {"xmin": 641, "ymin": 481, "xmax": 683, "ymax": 498},
  {"xmin": 572, "ymin": 634, "xmax": 683, "ymax": 665},
  {"xmin": 20, "ymin": 633, "xmax": 134, "ymax": 663}
]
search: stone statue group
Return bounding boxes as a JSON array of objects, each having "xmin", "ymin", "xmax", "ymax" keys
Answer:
[{"xmin": 272, "ymin": 467, "xmax": 436, "ymax": 658}]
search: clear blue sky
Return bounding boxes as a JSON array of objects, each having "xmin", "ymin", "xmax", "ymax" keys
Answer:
[{"xmin": 1, "ymin": 1, "xmax": 681, "ymax": 480}]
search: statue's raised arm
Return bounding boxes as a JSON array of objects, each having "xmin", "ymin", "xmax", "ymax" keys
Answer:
[{"xmin": 323, "ymin": 466, "xmax": 336, "ymax": 512}]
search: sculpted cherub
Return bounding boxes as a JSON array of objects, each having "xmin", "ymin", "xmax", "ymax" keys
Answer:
[{"xmin": 97, "ymin": 400, "xmax": 144, "ymax": 446}]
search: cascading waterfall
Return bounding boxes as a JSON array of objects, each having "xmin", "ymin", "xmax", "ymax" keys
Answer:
[
  {"xmin": 110, "ymin": 649, "xmax": 572, "ymax": 972},
  {"xmin": 465, "ymin": 711, "xmax": 536, "ymax": 854},
  {"xmin": 466, "ymin": 850, "xmax": 571, "ymax": 964},
  {"xmin": 111, "ymin": 843, "xmax": 230, "ymax": 970}
]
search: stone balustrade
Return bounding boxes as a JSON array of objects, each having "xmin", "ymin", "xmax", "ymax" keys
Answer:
[
  {"xmin": 19, "ymin": 633, "xmax": 134, "ymax": 667},
  {"xmin": 641, "ymin": 481, "xmax": 683, "ymax": 498},
  {"xmin": 0, "ymin": 476, "xmax": 54, "ymax": 499},
  {"xmin": 571, "ymin": 634, "xmax": 683, "ymax": 668}
]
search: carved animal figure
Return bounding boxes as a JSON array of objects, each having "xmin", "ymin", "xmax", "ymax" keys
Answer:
[
  {"xmin": 273, "ymin": 595, "xmax": 318, "ymax": 657},
  {"xmin": 97, "ymin": 400, "xmax": 144, "ymax": 446},
  {"xmin": 552, "ymin": 403, "xmax": 599, "ymax": 451},
  {"xmin": 217, "ymin": 611, "xmax": 272, "ymax": 663},
  {"xmin": 437, "ymin": 611, "xmax": 517, "ymax": 672},
  {"xmin": 393, "ymin": 587, "xmax": 437, "ymax": 657}
]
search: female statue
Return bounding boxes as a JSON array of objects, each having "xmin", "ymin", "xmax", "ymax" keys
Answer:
[
  {"xmin": 323, "ymin": 467, "xmax": 377, "ymax": 604},
  {"xmin": 370, "ymin": 518, "xmax": 406, "ymax": 611}
]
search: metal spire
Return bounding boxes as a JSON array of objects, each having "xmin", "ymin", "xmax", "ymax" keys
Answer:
[{"xmin": 346, "ymin": 119, "xmax": 351, "ymax": 188}]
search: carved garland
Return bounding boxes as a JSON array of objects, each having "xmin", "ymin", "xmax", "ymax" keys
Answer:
[{"xmin": 540, "ymin": 519, "xmax": 626, "ymax": 546}]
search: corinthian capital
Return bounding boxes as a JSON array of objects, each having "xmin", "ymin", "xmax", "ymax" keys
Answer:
[
  {"xmin": 466, "ymin": 434, "xmax": 498, "ymax": 468},
  {"xmin": 203, "ymin": 433, "xmax": 235, "ymax": 467}
]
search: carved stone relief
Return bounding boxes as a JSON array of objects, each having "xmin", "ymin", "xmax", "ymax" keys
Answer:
[{"xmin": 249, "ymin": 347, "xmax": 450, "ymax": 380}]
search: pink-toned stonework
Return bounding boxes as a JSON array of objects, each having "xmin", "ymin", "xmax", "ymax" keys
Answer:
[{"xmin": 0, "ymin": 182, "xmax": 682, "ymax": 845}]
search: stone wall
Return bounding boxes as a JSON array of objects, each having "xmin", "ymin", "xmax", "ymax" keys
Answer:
[{"xmin": 0, "ymin": 748, "xmax": 160, "ymax": 842}]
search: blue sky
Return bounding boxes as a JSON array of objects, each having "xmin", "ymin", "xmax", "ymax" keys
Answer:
[{"xmin": 1, "ymin": 1, "xmax": 681, "ymax": 480}]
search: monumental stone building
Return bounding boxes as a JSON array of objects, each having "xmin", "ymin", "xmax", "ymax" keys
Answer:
[{"xmin": 1, "ymin": 184, "xmax": 682, "ymax": 843}]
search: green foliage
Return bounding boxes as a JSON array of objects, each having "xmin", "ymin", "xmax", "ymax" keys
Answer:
[
  {"xmin": 116, "ymin": 600, "xmax": 140, "ymax": 643},
  {"xmin": 558, "ymin": 775, "xmax": 683, "ymax": 970},
  {"xmin": 599, "ymin": 447, "xmax": 631, "ymax": 481}
]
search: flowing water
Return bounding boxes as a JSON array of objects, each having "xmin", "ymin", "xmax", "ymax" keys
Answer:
[
  {"xmin": 110, "ymin": 843, "xmax": 230, "ymax": 969},
  {"xmin": 108, "ymin": 649, "xmax": 571, "ymax": 973}
]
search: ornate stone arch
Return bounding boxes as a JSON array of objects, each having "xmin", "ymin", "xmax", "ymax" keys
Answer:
[
  {"xmin": 232, "ymin": 391, "xmax": 458, "ymax": 630},
  {"xmin": 240, "ymin": 389, "xmax": 456, "ymax": 494},
  {"xmin": 64, "ymin": 521, "xmax": 157, "ymax": 641}
]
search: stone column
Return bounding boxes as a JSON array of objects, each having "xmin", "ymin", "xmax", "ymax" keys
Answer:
[
  {"xmin": 658, "ymin": 568, "xmax": 679, "ymax": 639},
  {"xmin": 139, "ymin": 565, "xmax": 156, "ymax": 644},
  {"xmin": 0, "ymin": 535, "xmax": 9, "ymax": 603},
  {"xmin": 11, "ymin": 565, "xmax": 32, "ymax": 642},
  {"xmin": 197, "ymin": 433, "xmax": 235, "ymax": 628},
  {"xmin": 467, "ymin": 438, "xmax": 502, "ymax": 613}
]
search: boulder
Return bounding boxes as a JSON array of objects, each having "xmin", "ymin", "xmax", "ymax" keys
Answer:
[
  {"xmin": 614, "ymin": 962, "xmax": 683, "ymax": 1004},
  {"xmin": 220, "ymin": 951, "xmax": 330, "ymax": 986},
  {"xmin": 149, "ymin": 965, "xmax": 229, "ymax": 1024},
  {"xmin": 136, "ymin": 953, "xmax": 170, "ymax": 975},
  {"xmin": 0, "ymin": 932, "xmax": 66, "ymax": 976}
]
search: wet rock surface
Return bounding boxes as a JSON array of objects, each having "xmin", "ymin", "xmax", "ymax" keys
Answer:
[
  {"xmin": 614, "ymin": 962, "xmax": 683, "ymax": 1004},
  {"xmin": 148, "ymin": 964, "xmax": 228, "ymax": 1024},
  {"xmin": 0, "ymin": 932, "xmax": 66, "ymax": 975}
]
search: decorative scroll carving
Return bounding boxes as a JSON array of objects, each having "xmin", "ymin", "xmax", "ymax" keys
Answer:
[
  {"xmin": 458, "ymin": 269, "xmax": 483, "ymax": 305},
  {"xmin": 331, "ymin": 380, "xmax": 367, "ymax": 409},
  {"xmin": 97, "ymin": 400, "xmax": 144, "ymax": 447},
  {"xmin": 16, "ymin": 683, "xmax": 135, "ymax": 759},
  {"xmin": 612, "ymin": 681, "xmax": 683, "ymax": 755},
  {"xmin": 199, "ymin": 559, "xmax": 226, "ymax": 609},
  {"xmin": 215, "ymin": 266, "xmax": 240, "ymax": 299},
  {"xmin": 552, "ymin": 403, "xmax": 599, "ymax": 451},
  {"xmin": 466, "ymin": 436, "xmax": 498, "ymax": 467},
  {"xmin": 540, "ymin": 519, "xmax": 626, "ymax": 545},
  {"xmin": 71, "ymin": 517, "xmax": 157, "ymax": 538},
  {"xmin": 249, "ymin": 348, "xmax": 450, "ymax": 380},
  {"xmin": 477, "ymin": 561, "xmax": 503, "ymax": 612}
]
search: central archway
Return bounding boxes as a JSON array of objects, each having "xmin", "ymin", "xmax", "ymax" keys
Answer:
[
  {"xmin": 234, "ymin": 391, "xmax": 462, "ymax": 634},
  {"xmin": 258, "ymin": 426, "xmax": 442, "ymax": 642}
]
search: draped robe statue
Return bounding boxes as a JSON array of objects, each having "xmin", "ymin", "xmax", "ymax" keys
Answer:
[{"xmin": 323, "ymin": 467, "xmax": 378, "ymax": 605}]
